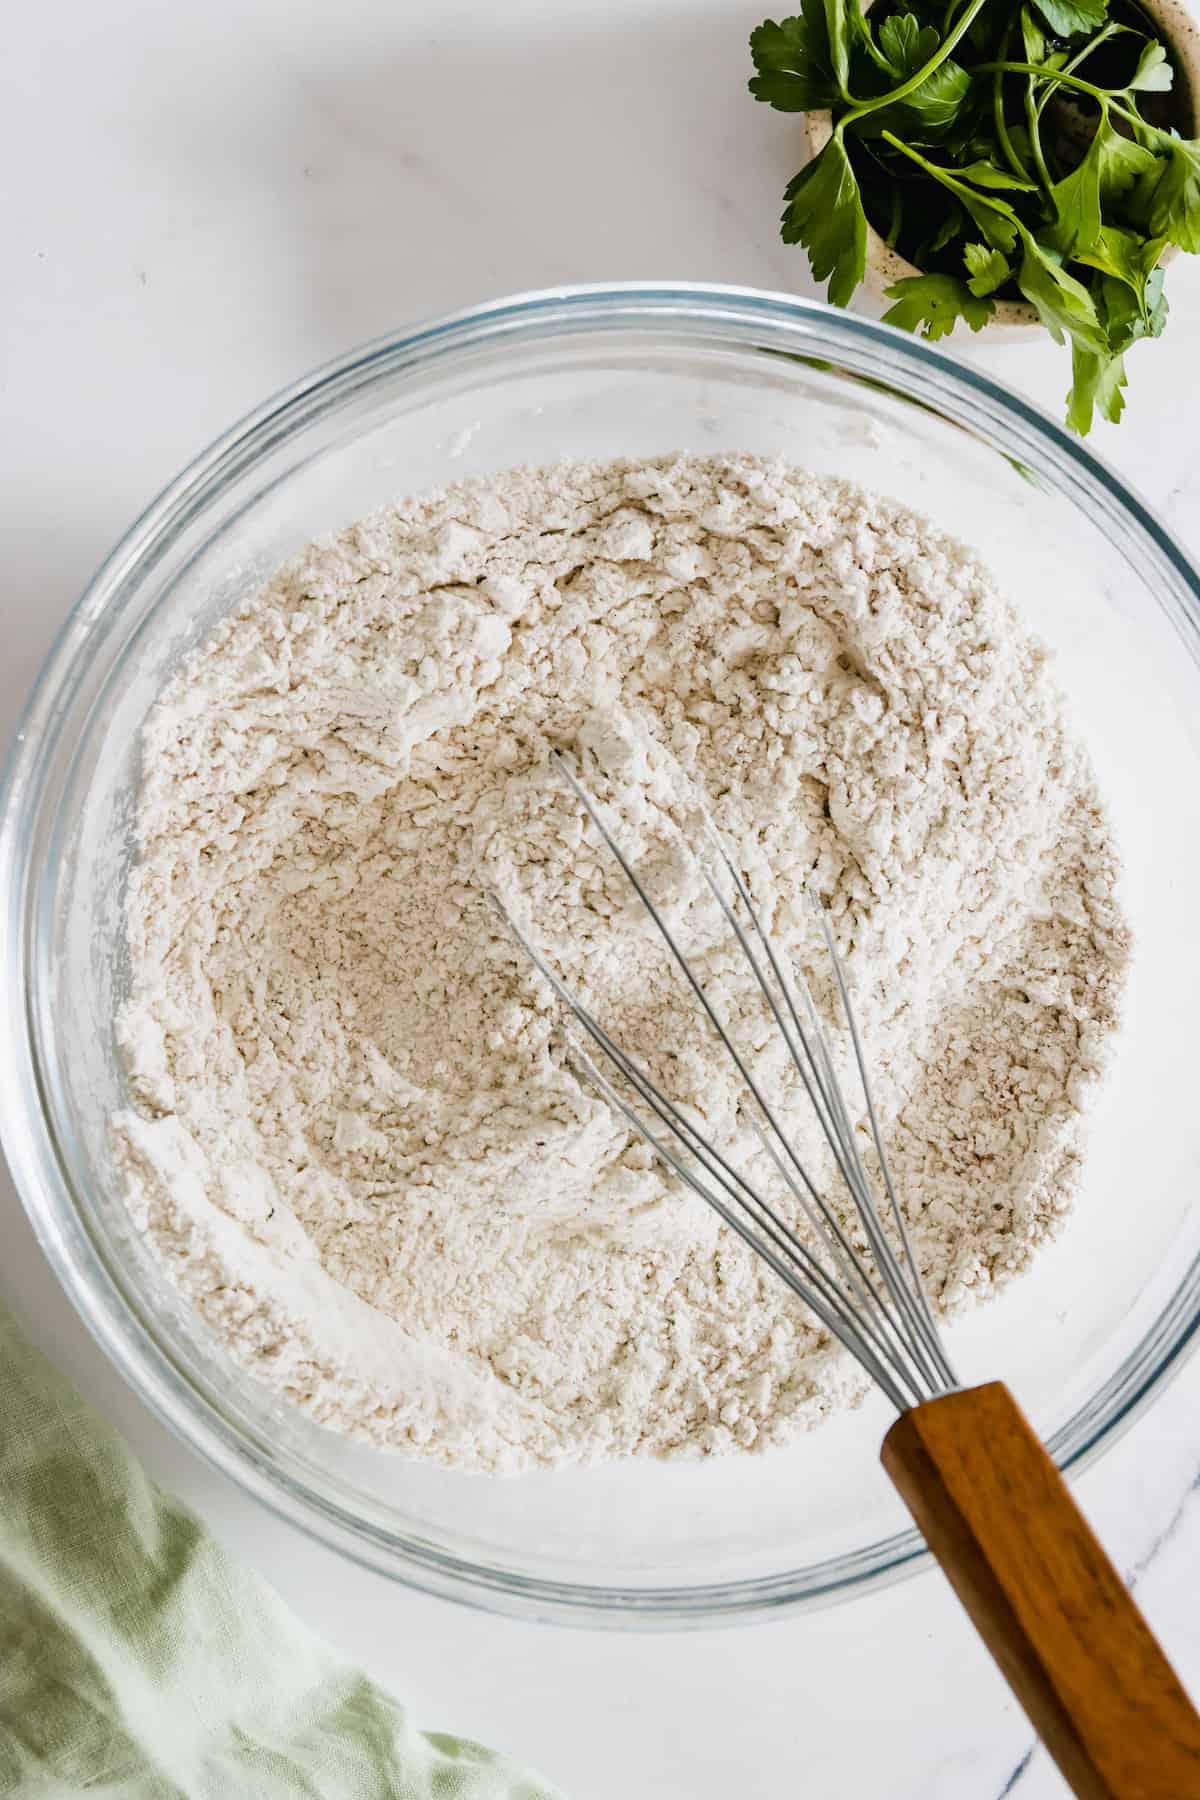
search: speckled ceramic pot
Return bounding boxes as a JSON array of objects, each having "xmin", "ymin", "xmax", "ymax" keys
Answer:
[{"xmin": 803, "ymin": 0, "xmax": 1200, "ymax": 334}]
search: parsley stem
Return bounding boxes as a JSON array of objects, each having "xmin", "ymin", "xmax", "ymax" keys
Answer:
[
  {"xmin": 975, "ymin": 59, "xmax": 1156, "ymax": 139},
  {"xmin": 880, "ymin": 129, "xmax": 1012, "ymax": 220},
  {"xmin": 1024, "ymin": 77, "xmax": 1054, "ymax": 194},
  {"xmin": 856, "ymin": 18, "xmax": 895, "ymax": 78},
  {"xmin": 974, "ymin": 60, "xmax": 1119, "ymax": 104},
  {"xmin": 993, "ymin": 24, "xmax": 1031, "ymax": 183},
  {"xmin": 1036, "ymin": 21, "xmax": 1120, "ymax": 118},
  {"xmin": 842, "ymin": 0, "xmax": 990, "ymax": 127}
]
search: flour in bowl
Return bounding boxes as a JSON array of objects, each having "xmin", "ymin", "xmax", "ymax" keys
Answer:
[{"xmin": 113, "ymin": 455, "xmax": 1130, "ymax": 1471}]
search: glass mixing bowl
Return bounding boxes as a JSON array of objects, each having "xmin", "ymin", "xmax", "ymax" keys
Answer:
[{"xmin": 4, "ymin": 284, "xmax": 1200, "ymax": 1626}]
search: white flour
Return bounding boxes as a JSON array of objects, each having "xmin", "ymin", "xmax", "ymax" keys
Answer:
[{"xmin": 113, "ymin": 454, "xmax": 1130, "ymax": 1472}]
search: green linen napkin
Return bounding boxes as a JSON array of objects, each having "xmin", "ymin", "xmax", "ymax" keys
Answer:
[{"xmin": 0, "ymin": 1305, "xmax": 563, "ymax": 1799}]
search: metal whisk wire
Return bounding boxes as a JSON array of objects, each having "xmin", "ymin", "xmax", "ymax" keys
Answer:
[{"xmin": 491, "ymin": 752, "xmax": 958, "ymax": 1413}]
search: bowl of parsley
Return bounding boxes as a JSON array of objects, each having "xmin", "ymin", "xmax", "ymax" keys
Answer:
[{"xmin": 749, "ymin": 0, "xmax": 1199, "ymax": 430}]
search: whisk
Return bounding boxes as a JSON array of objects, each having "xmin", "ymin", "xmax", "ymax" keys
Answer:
[{"xmin": 495, "ymin": 751, "xmax": 1200, "ymax": 1800}]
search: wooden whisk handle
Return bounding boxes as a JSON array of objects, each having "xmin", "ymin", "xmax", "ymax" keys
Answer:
[{"xmin": 882, "ymin": 1381, "xmax": 1200, "ymax": 1800}]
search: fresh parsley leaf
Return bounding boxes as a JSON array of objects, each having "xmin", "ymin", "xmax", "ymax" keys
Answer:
[
  {"xmin": 877, "ymin": 11, "xmax": 940, "ymax": 78},
  {"xmin": 881, "ymin": 134, "xmax": 1020, "ymax": 249},
  {"xmin": 963, "ymin": 242, "xmax": 1011, "ymax": 295},
  {"xmin": 1067, "ymin": 343, "xmax": 1127, "ymax": 433},
  {"xmin": 1015, "ymin": 229, "xmax": 1108, "ymax": 353},
  {"xmin": 1047, "ymin": 127, "xmax": 1104, "ymax": 256},
  {"xmin": 781, "ymin": 135, "xmax": 867, "ymax": 306},
  {"xmin": 750, "ymin": 8, "xmax": 840, "ymax": 112},
  {"xmin": 1065, "ymin": 245, "xmax": 1148, "ymax": 434},
  {"xmin": 929, "ymin": 204, "xmax": 966, "ymax": 251},
  {"xmin": 948, "ymin": 182, "xmax": 1018, "ymax": 250},
  {"xmin": 1093, "ymin": 267, "xmax": 1168, "ymax": 352},
  {"xmin": 1070, "ymin": 263, "xmax": 1164, "ymax": 433},
  {"xmin": 1093, "ymin": 119, "xmax": 1159, "ymax": 201},
  {"xmin": 1044, "ymin": 115, "xmax": 1152, "ymax": 256},
  {"xmin": 855, "ymin": 13, "xmax": 973, "ymax": 142},
  {"xmin": 883, "ymin": 272, "xmax": 994, "ymax": 339},
  {"xmin": 1030, "ymin": 0, "xmax": 1108, "ymax": 37},
  {"xmin": 913, "ymin": 203, "xmax": 966, "ymax": 266},
  {"xmin": 888, "ymin": 0, "xmax": 948, "ymax": 25},
  {"xmin": 857, "ymin": 61, "xmax": 974, "ymax": 142},
  {"xmin": 956, "ymin": 161, "xmax": 1038, "ymax": 191},
  {"xmin": 1145, "ymin": 137, "xmax": 1200, "ymax": 252},
  {"xmin": 1019, "ymin": 5, "xmax": 1070, "ymax": 86},
  {"xmin": 1020, "ymin": 6, "xmax": 1047, "ymax": 63},
  {"xmin": 900, "ymin": 58, "xmax": 972, "ymax": 132},
  {"xmin": 1076, "ymin": 225, "xmax": 1167, "ymax": 313},
  {"xmin": 1020, "ymin": 6, "xmax": 1070, "ymax": 74},
  {"xmin": 822, "ymin": 0, "xmax": 853, "ymax": 101},
  {"xmin": 1129, "ymin": 39, "xmax": 1173, "ymax": 92},
  {"xmin": 1138, "ymin": 265, "xmax": 1168, "ymax": 340}
]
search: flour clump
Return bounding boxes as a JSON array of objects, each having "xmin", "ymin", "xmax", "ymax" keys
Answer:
[{"xmin": 113, "ymin": 455, "xmax": 1130, "ymax": 1472}]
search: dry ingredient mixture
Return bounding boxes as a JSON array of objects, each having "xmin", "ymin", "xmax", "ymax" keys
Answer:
[{"xmin": 113, "ymin": 454, "xmax": 1130, "ymax": 1473}]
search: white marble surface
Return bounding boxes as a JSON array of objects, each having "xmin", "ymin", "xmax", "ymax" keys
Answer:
[{"xmin": 3, "ymin": 1, "xmax": 1200, "ymax": 1795}]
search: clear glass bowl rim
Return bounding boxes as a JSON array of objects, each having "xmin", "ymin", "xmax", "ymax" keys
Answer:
[{"xmin": 4, "ymin": 281, "xmax": 1200, "ymax": 1627}]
